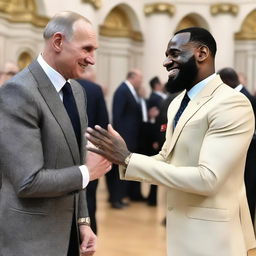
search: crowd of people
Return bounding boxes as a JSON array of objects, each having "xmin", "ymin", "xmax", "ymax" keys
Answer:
[{"xmin": 1, "ymin": 10, "xmax": 256, "ymax": 256}]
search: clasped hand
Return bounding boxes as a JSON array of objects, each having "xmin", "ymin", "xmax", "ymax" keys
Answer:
[{"xmin": 86, "ymin": 124, "xmax": 130, "ymax": 165}]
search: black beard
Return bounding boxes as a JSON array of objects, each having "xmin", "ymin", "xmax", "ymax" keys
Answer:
[{"xmin": 165, "ymin": 56, "xmax": 198, "ymax": 93}]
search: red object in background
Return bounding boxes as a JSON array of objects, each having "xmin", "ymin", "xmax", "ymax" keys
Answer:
[{"xmin": 160, "ymin": 124, "xmax": 167, "ymax": 132}]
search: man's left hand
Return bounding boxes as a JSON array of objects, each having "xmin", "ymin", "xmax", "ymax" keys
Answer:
[
  {"xmin": 80, "ymin": 225, "xmax": 97, "ymax": 256},
  {"xmin": 86, "ymin": 124, "xmax": 130, "ymax": 165}
]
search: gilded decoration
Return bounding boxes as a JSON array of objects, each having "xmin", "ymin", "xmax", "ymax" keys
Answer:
[
  {"xmin": 82, "ymin": 0, "xmax": 101, "ymax": 9},
  {"xmin": 235, "ymin": 10, "xmax": 256, "ymax": 40},
  {"xmin": 18, "ymin": 51, "xmax": 32, "ymax": 70},
  {"xmin": 175, "ymin": 16, "xmax": 200, "ymax": 32},
  {"xmin": 99, "ymin": 7, "xmax": 143, "ymax": 42},
  {"xmin": 0, "ymin": 0, "xmax": 49, "ymax": 27},
  {"xmin": 144, "ymin": 3, "xmax": 175, "ymax": 17},
  {"xmin": 210, "ymin": 3, "xmax": 239, "ymax": 16}
]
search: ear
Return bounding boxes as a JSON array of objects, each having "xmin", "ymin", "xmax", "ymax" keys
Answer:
[
  {"xmin": 51, "ymin": 32, "xmax": 65, "ymax": 53},
  {"xmin": 195, "ymin": 45, "xmax": 209, "ymax": 63}
]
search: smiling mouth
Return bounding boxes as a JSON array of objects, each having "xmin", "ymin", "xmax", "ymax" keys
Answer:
[{"xmin": 168, "ymin": 68, "xmax": 179, "ymax": 78}]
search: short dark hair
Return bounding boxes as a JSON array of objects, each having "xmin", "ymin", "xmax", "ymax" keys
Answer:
[
  {"xmin": 149, "ymin": 76, "xmax": 160, "ymax": 90},
  {"xmin": 217, "ymin": 67, "xmax": 239, "ymax": 88},
  {"xmin": 175, "ymin": 27, "xmax": 217, "ymax": 57}
]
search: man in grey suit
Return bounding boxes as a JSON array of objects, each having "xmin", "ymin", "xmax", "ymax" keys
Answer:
[{"xmin": 0, "ymin": 11, "xmax": 111, "ymax": 256}]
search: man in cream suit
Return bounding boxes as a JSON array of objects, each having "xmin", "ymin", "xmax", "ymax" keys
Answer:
[
  {"xmin": 86, "ymin": 27, "xmax": 256, "ymax": 255},
  {"xmin": 0, "ymin": 12, "xmax": 111, "ymax": 256}
]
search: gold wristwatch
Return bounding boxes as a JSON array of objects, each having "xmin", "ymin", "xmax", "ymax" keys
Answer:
[
  {"xmin": 78, "ymin": 217, "xmax": 91, "ymax": 226},
  {"xmin": 124, "ymin": 153, "xmax": 132, "ymax": 167}
]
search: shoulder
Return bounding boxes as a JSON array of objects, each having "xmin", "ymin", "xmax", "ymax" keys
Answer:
[
  {"xmin": 208, "ymin": 84, "xmax": 254, "ymax": 129},
  {"xmin": 215, "ymin": 83, "xmax": 250, "ymax": 105},
  {"xmin": 76, "ymin": 79, "xmax": 101, "ymax": 90},
  {"xmin": 115, "ymin": 82, "xmax": 128, "ymax": 95}
]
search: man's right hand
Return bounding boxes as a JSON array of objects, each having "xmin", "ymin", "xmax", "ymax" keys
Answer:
[{"xmin": 86, "ymin": 143, "xmax": 112, "ymax": 181}]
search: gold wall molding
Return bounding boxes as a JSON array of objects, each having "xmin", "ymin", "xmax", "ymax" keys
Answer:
[
  {"xmin": 100, "ymin": 6, "xmax": 143, "ymax": 42},
  {"xmin": 175, "ymin": 16, "xmax": 200, "ymax": 32},
  {"xmin": 18, "ymin": 51, "xmax": 32, "ymax": 70},
  {"xmin": 235, "ymin": 10, "xmax": 256, "ymax": 40},
  {"xmin": 0, "ymin": 0, "xmax": 49, "ymax": 27},
  {"xmin": 144, "ymin": 3, "xmax": 175, "ymax": 17},
  {"xmin": 82, "ymin": 0, "xmax": 101, "ymax": 10},
  {"xmin": 210, "ymin": 3, "xmax": 239, "ymax": 16}
]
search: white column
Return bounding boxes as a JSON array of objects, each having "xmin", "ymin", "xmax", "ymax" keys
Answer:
[
  {"xmin": 211, "ymin": 14, "xmax": 237, "ymax": 70},
  {"xmin": 143, "ymin": 13, "xmax": 172, "ymax": 90},
  {"xmin": 97, "ymin": 37, "xmax": 134, "ymax": 119}
]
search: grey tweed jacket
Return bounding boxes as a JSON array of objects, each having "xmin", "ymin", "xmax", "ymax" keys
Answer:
[{"xmin": 0, "ymin": 60, "xmax": 89, "ymax": 256}]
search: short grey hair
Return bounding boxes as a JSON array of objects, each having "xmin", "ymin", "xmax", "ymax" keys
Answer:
[{"xmin": 43, "ymin": 11, "xmax": 91, "ymax": 40}]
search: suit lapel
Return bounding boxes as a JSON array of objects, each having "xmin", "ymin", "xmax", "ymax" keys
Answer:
[
  {"xmin": 28, "ymin": 61, "xmax": 80, "ymax": 164},
  {"xmin": 166, "ymin": 75, "xmax": 224, "ymax": 156}
]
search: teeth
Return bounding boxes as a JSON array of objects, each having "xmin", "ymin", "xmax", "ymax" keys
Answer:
[{"xmin": 79, "ymin": 63, "xmax": 87, "ymax": 69}]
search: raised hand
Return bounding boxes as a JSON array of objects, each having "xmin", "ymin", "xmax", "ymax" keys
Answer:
[
  {"xmin": 86, "ymin": 141, "xmax": 112, "ymax": 181},
  {"xmin": 86, "ymin": 124, "xmax": 130, "ymax": 166}
]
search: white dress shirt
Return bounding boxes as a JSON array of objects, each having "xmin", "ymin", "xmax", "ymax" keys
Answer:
[
  {"xmin": 37, "ymin": 54, "xmax": 89, "ymax": 188},
  {"xmin": 125, "ymin": 80, "xmax": 148, "ymax": 122},
  {"xmin": 125, "ymin": 80, "xmax": 140, "ymax": 102},
  {"xmin": 155, "ymin": 91, "xmax": 167, "ymax": 100},
  {"xmin": 187, "ymin": 73, "xmax": 216, "ymax": 100}
]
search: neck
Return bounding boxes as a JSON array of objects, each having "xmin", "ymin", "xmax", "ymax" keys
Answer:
[{"xmin": 194, "ymin": 67, "xmax": 215, "ymax": 86}]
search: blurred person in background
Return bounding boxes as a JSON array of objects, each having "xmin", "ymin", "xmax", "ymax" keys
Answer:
[
  {"xmin": 106, "ymin": 69, "xmax": 145, "ymax": 209},
  {"xmin": 238, "ymin": 71, "xmax": 248, "ymax": 87},
  {"xmin": 0, "ymin": 61, "xmax": 19, "ymax": 86},
  {"xmin": 77, "ymin": 67, "xmax": 109, "ymax": 234},
  {"xmin": 144, "ymin": 76, "xmax": 167, "ymax": 206}
]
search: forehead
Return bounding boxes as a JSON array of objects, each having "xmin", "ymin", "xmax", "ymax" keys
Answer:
[
  {"xmin": 71, "ymin": 20, "xmax": 98, "ymax": 45},
  {"xmin": 168, "ymin": 32, "xmax": 191, "ymax": 49}
]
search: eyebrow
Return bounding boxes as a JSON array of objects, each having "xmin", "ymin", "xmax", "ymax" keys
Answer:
[{"xmin": 165, "ymin": 48, "xmax": 181, "ymax": 56}]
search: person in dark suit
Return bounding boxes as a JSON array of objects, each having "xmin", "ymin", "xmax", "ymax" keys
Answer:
[
  {"xmin": 106, "ymin": 69, "xmax": 144, "ymax": 208},
  {"xmin": 218, "ymin": 67, "xmax": 256, "ymax": 224},
  {"xmin": 76, "ymin": 75, "xmax": 109, "ymax": 234},
  {"xmin": 145, "ymin": 76, "xmax": 167, "ymax": 206},
  {"xmin": 148, "ymin": 76, "xmax": 167, "ymax": 109},
  {"xmin": 0, "ymin": 11, "xmax": 112, "ymax": 256}
]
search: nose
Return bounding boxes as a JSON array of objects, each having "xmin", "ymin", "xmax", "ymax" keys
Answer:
[
  {"xmin": 85, "ymin": 55, "xmax": 95, "ymax": 65},
  {"xmin": 163, "ymin": 57, "xmax": 172, "ymax": 68}
]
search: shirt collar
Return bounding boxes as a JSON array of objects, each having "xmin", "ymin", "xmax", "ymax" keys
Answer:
[
  {"xmin": 187, "ymin": 73, "xmax": 216, "ymax": 100},
  {"xmin": 154, "ymin": 91, "xmax": 167, "ymax": 99},
  {"xmin": 125, "ymin": 80, "xmax": 139, "ymax": 101},
  {"xmin": 235, "ymin": 84, "xmax": 243, "ymax": 92},
  {"xmin": 37, "ymin": 54, "xmax": 67, "ymax": 93}
]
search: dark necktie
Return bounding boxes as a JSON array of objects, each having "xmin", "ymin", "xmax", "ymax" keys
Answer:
[
  {"xmin": 62, "ymin": 82, "xmax": 81, "ymax": 146},
  {"xmin": 173, "ymin": 93, "xmax": 190, "ymax": 128}
]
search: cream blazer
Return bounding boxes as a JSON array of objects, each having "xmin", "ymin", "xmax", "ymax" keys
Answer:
[{"xmin": 120, "ymin": 75, "xmax": 256, "ymax": 256}]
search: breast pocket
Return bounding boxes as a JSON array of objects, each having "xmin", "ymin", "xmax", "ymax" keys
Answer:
[{"xmin": 186, "ymin": 206, "xmax": 230, "ymax": 222}]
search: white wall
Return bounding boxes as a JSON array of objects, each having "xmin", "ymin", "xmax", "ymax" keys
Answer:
[{"xmin": 0, "ymin": 0, "xmax": 255, "ymax": 94}]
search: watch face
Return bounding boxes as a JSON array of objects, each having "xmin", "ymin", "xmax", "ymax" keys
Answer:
[{"xmin": 78, "ymin": 217, "xmax": 90, "ymax": 225}]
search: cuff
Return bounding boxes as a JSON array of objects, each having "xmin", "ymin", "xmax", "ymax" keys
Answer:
[{"xmin": 79, "ymin": 165, "xmax": 90, "ymax": 188}]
